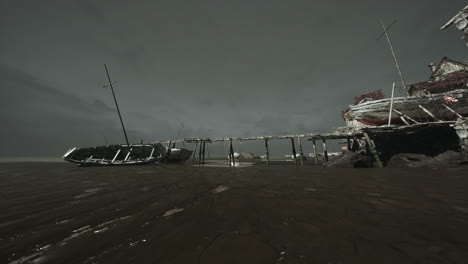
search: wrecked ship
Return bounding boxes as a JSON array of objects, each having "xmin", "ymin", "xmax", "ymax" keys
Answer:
[
  {"xmin": 342, "ymin": 57, "xmax": 468, "ymax": 127},
  {"xmin": 63, "ymin": 143, "xmax": 193, "ymax": 166},
  {"xmin": 338, "ymin": 57, "xmax": 468, "ymax": 166}
]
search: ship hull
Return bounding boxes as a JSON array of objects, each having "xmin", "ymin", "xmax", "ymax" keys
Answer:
[
  {"xmin": 63, "ymin": 144, "xmax": 193, "ymax": 166},
  {"xmin": 347, "ymin": 90, "xmax": 468, "ymax": 126}
]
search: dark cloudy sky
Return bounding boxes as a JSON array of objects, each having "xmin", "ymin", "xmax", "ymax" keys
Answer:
[{"xmin": 0, "ymin": 0, "xmax": 466, "ymax": 157}]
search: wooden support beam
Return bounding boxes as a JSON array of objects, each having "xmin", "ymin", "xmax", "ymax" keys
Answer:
[
  {"xmin": 162, "ymin": 131, "xmax": 365, "ymax": 145},
  {"xmin": 202, "ymin": 140, "xmax": 206, "ymax": 165},
  {"xmin": 388, "ymin": 82, "xmax": 396, "ymax": 126},
  {"xmin": 322, "ymin": 138, "xmax": 328, "ymax": 163},
  {"xmin": 165, "ymin": 141, "xmax": 172, "ymax": 164},
  {"xmin": 198, "ymin": 140, "xmax": 202, "ymax": 166},
  {"xmin": 298, "ymin": 136, "xmax": 304, "ymax": 166},
  {"xmin": 312, "ymin": 140, "xmax": 318, "ymax": 164},
  {"xmin": 229, "ymin": 138, "xmax": 235, "ymax": 167},
  {"xmin": 149, "ymin": 147, "xmax": 155, "ymax": 159},
  {"xmin": 290, "ymin": 137, "xmax": 298, "ymax": 165},
  {"xmin": 443, "ymin": 104, "xmax": 463, "ymax": 118},
  {"xmin": 228, "ymin": 139, "xmax": 232, "ymax": 166},
  {"xmin": 124, "ymin": 147, "xmax": 132, "ymax": 161},
  {"xmin": 418, "ymin": 105, "xmax": 442, "ymax": 122},
  {"xmin": 120, "ymin": 144, "xmax": 157, "ymax": 147},
  {"xmin": 400, "ymin": 116, "xmax": 411, "ymax": 126},
  {"xmin": 231, "ymin": 140, "xmax": 236, "ymax": 167},
  {"xmin": 192, "ymin": 142, "xmax": 198, "ymax": 163},
  {"xmin": 346, "ymin": 137, "xmax": 351, "ymax": 151},
  {"xmin": 264, "ymin": 138, "xmax": 270, "ymax": 165},
  {"xmin": 112, "ymin": 149, "xmax": 121, "ymax": 163},
  {"xmin": 363, "ymin": 132, "xmax": 384, "ymax": 168},
  {"xmin": 183, "ymin": 131, "xmax": 364, "ymax": 143},
  {"xmin": 393, "ymin": 109, "xmax": 419, "ymax": 124},
  {"xmin": 352, "ymin": 136, "xmax": 359, "ymax": 151}
]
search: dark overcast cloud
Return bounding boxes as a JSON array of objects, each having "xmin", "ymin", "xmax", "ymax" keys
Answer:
[{"xmin": 0, "ymin": 0, "xmax": 466, "ymax": 157}]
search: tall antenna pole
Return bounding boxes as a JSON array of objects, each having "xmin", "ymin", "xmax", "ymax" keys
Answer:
[
  {"xmin": 104, "ymin": 64, "xmax": 130, "ymax": 146},
  {"xmin": 379, "ymin": 19, "xmax": 408, "ymax": 95}
]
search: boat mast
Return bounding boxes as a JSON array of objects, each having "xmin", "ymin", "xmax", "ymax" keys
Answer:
[
  {"xmin": 378, "ymin": 19, "xmax": 409, "ymax": 95},
  {"xmin": 104, "ymin": 64, "xmax": 130, "ymax": 146}
]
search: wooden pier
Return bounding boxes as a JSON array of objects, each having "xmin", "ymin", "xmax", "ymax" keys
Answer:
[
  {"xmin": 153, "ymin": 130, "xmax": 363, "ymax": 167},
  {"xmin": 152, "ymin": 119, "xmax": 462, "ymax": 167}
]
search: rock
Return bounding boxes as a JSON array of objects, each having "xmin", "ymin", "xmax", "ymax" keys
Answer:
[
  {"xmin": 432, "ymin": 150, "xmax": 466, "ymax": 165},
  {"xmin": 355, "ymin": 155, "xmax": 373, "ymax": 168},
  {"xmin": 325, "ymin": 151, "xmax": 372, "ymax": 168},
  {"xmin": 386, "ymin": 153, "xmax": 433, "ymax": 168},
  {"xmin": 387, "ymin": 151, "xmax": 467, "ymax": 168}
]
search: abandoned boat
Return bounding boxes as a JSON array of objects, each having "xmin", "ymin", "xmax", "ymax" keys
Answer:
[
  {"xmin": 62, "ymin": 65, "xmax": 194, "ymax": 166},
  {"xmin": 343, "ymin": 57, "xmax": 468, "ymax": 127},
  {"xmin": 63, "ymin": 143, "xmax": 193, "ymax": 166}
]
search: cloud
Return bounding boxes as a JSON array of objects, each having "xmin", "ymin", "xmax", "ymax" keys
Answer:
[
  {"xmin": 74, "ymin": 0, "xmax": 106, "ymax": 21},
  {"xmin": 1, "ymin": 0, "xmax": 467, "ymax": 157}
]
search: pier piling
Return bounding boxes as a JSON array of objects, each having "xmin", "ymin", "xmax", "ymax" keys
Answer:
[
  {"xmin": 192, "ymin": 142, "xmax": 198, "ymax": 163},
  {"xmin": 198, "ymin": 141, "xmax": 202, "ymax": 166},
  {"xmin": 290, "ymin": 138, "xmax": 298, "ymax": 165},
  {"xmin": 201, "ymin": 140, "xmax": 206, "ymax": 166},
  {"xmin": 264, "ymin": 138, "xmax": 270, "ymax": 165},
  {"xmin": 322, "ymin": 138, "xmax": 328, "ymax": 163},
  {"xmin": 312, "ymin": 140, "xmax": 319, "ymax": 164},
  {"xmin": 229, "ymin": 138, "xmax": 235, "ymax": 167},
  {"xmin": 298, "ymin": 136, "xmax": 304, "ymax": 166}
]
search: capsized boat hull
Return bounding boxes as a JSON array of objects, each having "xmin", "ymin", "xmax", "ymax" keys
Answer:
[
  {"xmin": 63, "ymin": 144, "xmax": 193, "ymax": 166},
  {"xmin": 345, "ymin": 89, "xmax": 468, "ymax": 126}
]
